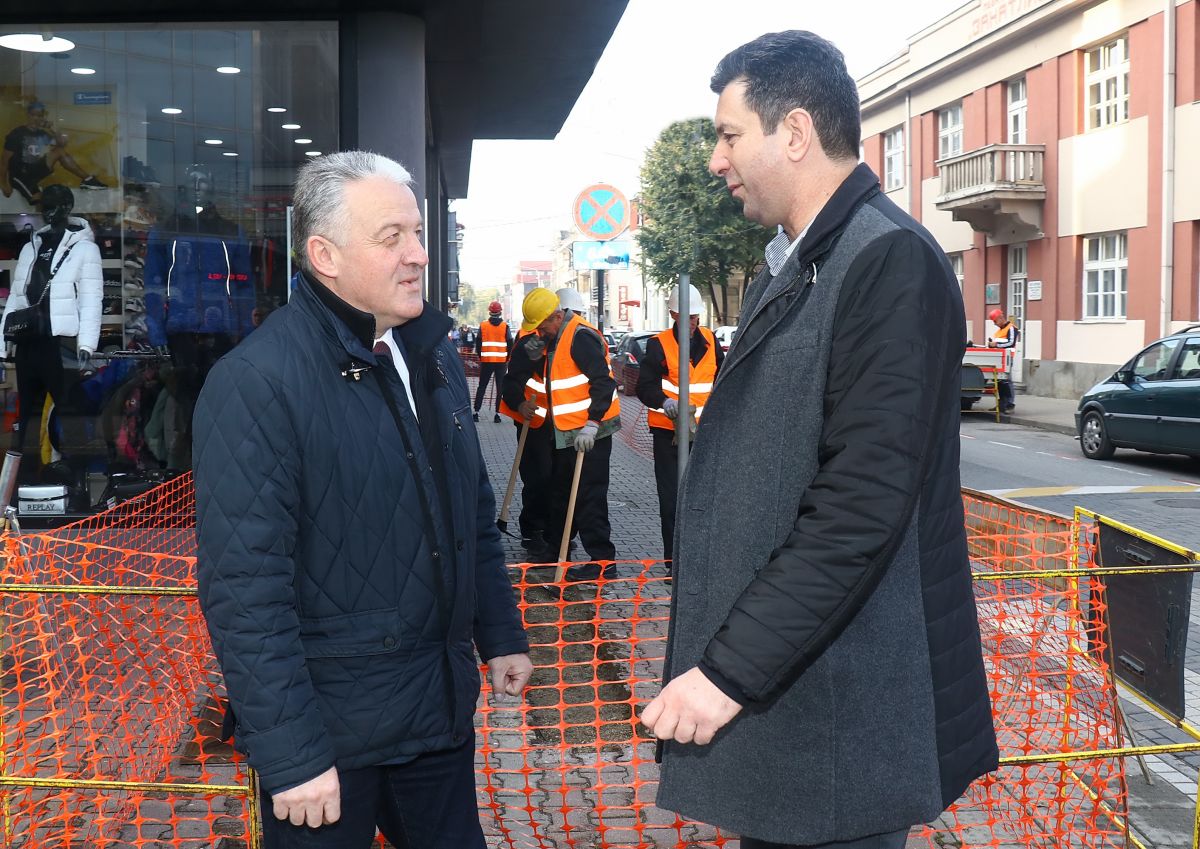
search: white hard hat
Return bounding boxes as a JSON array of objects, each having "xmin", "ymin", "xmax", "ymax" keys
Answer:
[
  {"xmin": 555, "ymin": 287, "xmax": 586, "ymax": 314},
  {"xmin": 668, "ymin": 283, "xmax": 703, "ymax": 315}
]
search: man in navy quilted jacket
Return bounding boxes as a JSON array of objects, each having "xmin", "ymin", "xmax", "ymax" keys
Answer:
[{"xmin": 193, "ymin": 150, "xmax": 531, "ymax": 848}]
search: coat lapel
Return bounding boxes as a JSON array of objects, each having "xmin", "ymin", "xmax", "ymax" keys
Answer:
[{"xmin": 717, "ymin": 250, "xmax": 809, "ymax": 385}]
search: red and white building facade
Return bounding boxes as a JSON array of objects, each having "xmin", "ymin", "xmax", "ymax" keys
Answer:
[{"xmin": 859, "ymin": 0, "xmax": 1200, "ymax": 397}]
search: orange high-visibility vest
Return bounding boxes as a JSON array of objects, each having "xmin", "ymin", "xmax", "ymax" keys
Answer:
[
  {"xmin": 546, "ymin": 314, "xmax": 620, "ymax": 432},
  {"xmin": 647, "ymin": 326, "xmax": 717, "ymax": 431},
  {"xmin": 498, "ymin": 329, "xmax": 547, "ymax": 428},
  {"xmin": 479, "ymin": 320, "xmax": 509, "ymax": 362}
]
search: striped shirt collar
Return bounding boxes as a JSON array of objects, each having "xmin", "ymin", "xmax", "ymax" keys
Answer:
[{"xmin": 764, "ymin": 224, "xmax": 810, "ymax": 276}]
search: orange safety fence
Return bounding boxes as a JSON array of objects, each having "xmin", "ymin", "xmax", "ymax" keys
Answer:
[{"xmin": 0, "ymin": 476, "xmax": 1137, "ymax": 847}]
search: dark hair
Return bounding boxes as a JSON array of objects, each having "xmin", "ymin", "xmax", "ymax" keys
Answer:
[{"xmin": 710, "ymin": 30, "xmax": 861, "ymax": 161}]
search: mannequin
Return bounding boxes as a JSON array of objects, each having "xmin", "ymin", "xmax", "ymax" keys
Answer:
[
  {"xmin": 0, "ymin": 184, "xmax": 103, "ymax": 463},
  {"xmin": 143, "ymin": 165, "xmax": 254, "ymax": 469}
]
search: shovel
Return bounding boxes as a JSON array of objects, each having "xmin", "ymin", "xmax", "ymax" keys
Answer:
[
  {"xmin": 496, "ymin": 420, "xmax": 530, "ymax": 538},
  {"xmin": 555, "ymin": 448, "xmax": 587, "ymax": 582}
]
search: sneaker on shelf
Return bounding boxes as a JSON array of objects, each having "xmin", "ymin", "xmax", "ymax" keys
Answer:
[
  {"xmin": 79, "ymin": 176, "xmax": 108, "ymax": 190},
  {"xmin": 123, "ymin": 252, "xmax": 144, "ymax": 270}
]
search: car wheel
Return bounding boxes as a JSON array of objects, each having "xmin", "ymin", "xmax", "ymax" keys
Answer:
[{"xmin": 1079, "ymin": 410, "xmax": 1115, "ymax": 460}]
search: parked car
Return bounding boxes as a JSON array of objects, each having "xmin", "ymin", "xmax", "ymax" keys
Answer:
[
  {"xmin": 614, "ymin": 331, "xmax": 658, "ymax": 396},
  {"xmin": 603, "ymin": 332, "xmax": 617, "ymax": 356},
  {"xmin": 1076, "ymin": 325, "xmax": 1200, "ymax": 460},
  {"xmin": 714, "ymin": 325, "xmax": 737, "ymax": 352}
]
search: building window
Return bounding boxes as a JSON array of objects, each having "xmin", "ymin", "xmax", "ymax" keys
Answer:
[
  {"xmin": 1083, "ymin": 232, "xmax": 1128, "ymax": 319},
  {"xmin": 1085, "ymin": 35, "xmax": 1129, "ymax": 130},
  {"xmin": 938, "ymin": 103, "xmax": 963, "ymax": 160},
  {"xmin": 948, "ymin": 252, "xmax": 964, "ymax": 291},
  {"xmin": 883, "ymin": 127, "xmax": 904, "ymax": 191},
  {"xmin": 1007, "ymin": 78, "xmax": 1027, "ymax": 144}
]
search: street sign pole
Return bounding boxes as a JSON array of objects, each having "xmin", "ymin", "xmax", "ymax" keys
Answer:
[
  {"xmin": 595, "ymin": 269, "xmax": 605, "ymax": 333},
  {"xmin": 677, "ymin": 274, "xmax": 690, "ymax": 481}
]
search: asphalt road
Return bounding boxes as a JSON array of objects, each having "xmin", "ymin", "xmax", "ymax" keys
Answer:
[{"xmin": 960, "ymin": 418, "xmax": 1200, "ymax": 552}]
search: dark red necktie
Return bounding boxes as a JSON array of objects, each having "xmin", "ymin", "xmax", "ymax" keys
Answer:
[{"xmin": 373, "ymin": 341, "xmax": 393, "ymax": 369}]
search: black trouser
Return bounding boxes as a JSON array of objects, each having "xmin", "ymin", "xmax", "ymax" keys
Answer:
[
  {"xmin": 742, "ymin": 828, "xmax": 910, "ymax": 849},
  {"xmin": 997, "ymin": 377, "xmax": 1014, "ymax": 409},
  {"xmin": 474, "ymin": 363, "xmax": 505, "ymax": 412},
  {"xmin": 516, "ymin": 421, "xmax": 553, "ymax": 540},
  {"xmin": 166, "ymin": 332, "xmax": 234, "ymax": 468},
  {"xmin": 259, "ymin": 739, "xmax": 484, "ymax": 849},
  {"xmin": 547, "ymin": 435, "xmax": 614, "ymax": 561},
  {"xmin": 13, "ymin": 335, "xmax": 69, "ymax": 453},
  {"xmin": 651, "ymin": 427, "xmax": 689, "ymax": 561}
]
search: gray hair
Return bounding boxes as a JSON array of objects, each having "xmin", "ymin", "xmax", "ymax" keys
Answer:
[{"xmin": 291, "ymin": 150, "xmax": 414, "ymax": 276}]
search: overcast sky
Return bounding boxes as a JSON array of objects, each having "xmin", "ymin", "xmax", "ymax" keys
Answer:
[{"xmin": 453, "ymin": 0, "xmax": 969, "ymax": 288}]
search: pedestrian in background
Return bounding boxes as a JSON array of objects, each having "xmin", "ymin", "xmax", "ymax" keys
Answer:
[
  {"xmin": 506, "ymin": 287, "xmax": 620, "ymax": 564},
  {"xmin": 194, "ymin": 150, "xmax": 531, "ymax": 849},
  {"xmin": 474, "ymin": 300, "xmax": 512, "ymax": 422},
  {"xmin": 643, "ymin": 31, "xmax": 997, "ymax": 849},
  {"xmin": 987, "ymin": 307, "xmax": 1020, "ymax": 412},
  {"xmin": 636, "ymin": 283, "xmax": 723, "ymax": 562},
  {"xmin": 500, "ymin": 318, "xmax": 554, "ymax": 556}
]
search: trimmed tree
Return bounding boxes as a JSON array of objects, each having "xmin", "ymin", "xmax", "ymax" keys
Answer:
[{"xmin": 636, "ymin": 117, "xmax": 772, "ymax": 323}]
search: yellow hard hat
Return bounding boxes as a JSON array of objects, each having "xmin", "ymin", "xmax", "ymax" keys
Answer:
[{"xmin": 521, "ymin": 288, "xmax": 560, "ymax": 332}]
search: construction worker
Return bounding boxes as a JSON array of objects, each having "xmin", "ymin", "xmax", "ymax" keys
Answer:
[
  {"xmin": 474, "ymin": 300, "xmax": 512, "ymax": 422},
  {"xmin": 507, "ymin": 287, "xmax": 620, "ymax": 564},
  {"xmin": 987, "ymin": 308, "xmax": 1019, "ymax": 412},
  {"xmin": 637, "ymin": 283, "xmax": 724, "ymax": 562},
  {"xmin": 555, "ymin": 286, "xmax": 587, "ymax": 319},
  {"xmin": 500, "ymin": 319, "xmax": 554, "ymax": 555}
]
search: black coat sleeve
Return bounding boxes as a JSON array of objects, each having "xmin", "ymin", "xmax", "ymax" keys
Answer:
[
  {"xmin": 698, "ymin": 230, "xmax": 963, "ymax": 706},
  {"xmin": 502, "ymin": 341, "xmax": 539, "ymax": 410},
  {"xmin": 571, "ymin": 327, "xmax": 617, "ymax": 423},
  {"xmin": 194, "ymin": 357, "xmax": 336, "ymax": 793},
  {"xmin": 636, "ymin": 336, "xmax": 668, "ymax": 409}
]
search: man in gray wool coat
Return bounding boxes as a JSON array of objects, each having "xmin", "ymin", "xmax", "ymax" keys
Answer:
[{"xmin": 642, "ymin": 30, "xmax": 999, "ymax": 849}]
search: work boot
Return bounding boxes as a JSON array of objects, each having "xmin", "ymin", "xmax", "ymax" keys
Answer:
[
  {"xmin": 521, "ymin": 530, "xmax": 547, "ymax": 551},
  {"xmin": 473, "ymin": 411, "xmax": 480, "ymax": 422},
  {"xmin": 493, "ymin": 413, "xmax": 502, "ymax": 424}
]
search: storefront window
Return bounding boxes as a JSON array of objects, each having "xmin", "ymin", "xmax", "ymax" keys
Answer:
[{"xmin": 0, "ymin": 22, "xmax": 337, "ymax": 519}]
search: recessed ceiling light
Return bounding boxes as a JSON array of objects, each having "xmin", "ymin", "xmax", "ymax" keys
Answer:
[
  {"xmin": 223, "ymin": 151, "xmax": 239, "ymax": 157},
  {"xmin": 70, "ymin": 67, "xmax": 96, "ymax": 75},
  {"xmin": 294, "ymin": 138, "xmax": 313, "ymax": 144},
  {"xmin": 305, "ymin": 151, "xmax": 322, "ymax": 157},
  {"xmin": 266, "ymin": 107, "xmax": 287, "ymax": 113},
  {"xmin": 204, "ymin": 139, "xmax": 223, "ymax": 145},
  {"xmin": 161, "ymin": 107, "xmax": 182, "ymax": 115},
  {"xmin": 216, "ymin": 66, "xmax": 240, "ymax": 74},
  {"xmin": 281, "ymin": 123, "xmax": 301, "ymax": 130},
  {"xmin": 0, "ymin": 34, "xmax": 75, "ymax": 53}
]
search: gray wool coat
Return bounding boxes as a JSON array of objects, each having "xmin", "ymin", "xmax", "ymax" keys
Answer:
[{"xmin": 656, "ymin": 165, "xmax": 998, "ymax": 844}]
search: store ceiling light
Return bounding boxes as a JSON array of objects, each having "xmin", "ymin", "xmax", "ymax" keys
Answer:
[
  {"xmin": 294, "ymin": 138, "xmax": 313, "ymax": 144},
  {"xmin": 216, "ymin": 66, "xmax": 240, "ymax": 74},
  {"xmin": 161, "ymin": 107, "xmax": 183, "ymax": 115},
  {"xmin": 0, "ymin": 33, "xmax": 76, "ymax": 53},
  {"xmin": 223, "ymin": 151, "xmax": 239, "ymax": 157},
  {"xmin": 204, "ymin": 139, "xmax": 223, "ymax": 145},
  {"xmin": 267, "ymin": 107, "xmax": 287, "ymax": 113},
  {"xmin": 70, "ymin": 67, "xmax": 96, "ymax": 75},
  {"xmin": 305, "ymin": 151, "xmax": 322, "ymax": 157},
  {"xmin": 281, "ymin": 123, "xmax": 301, "ymax": 130}
]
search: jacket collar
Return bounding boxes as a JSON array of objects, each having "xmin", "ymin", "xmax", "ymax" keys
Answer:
[
  {"xmin": 301, "ymin": 270, "xmax": 377, "ymax": 349},
  {"xmin": 792, "ymin": 162, "xmax": 881, "ymax": 267}
]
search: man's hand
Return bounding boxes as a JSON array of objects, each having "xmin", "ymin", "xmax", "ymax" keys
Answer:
[
  {"xmin": 574, "ymin": 421, "xmax": 599, "ymax": 453},
  {"xmin": 271, "ymin": 766, "xmax": 340, "ymax": 828},
  {"xmin": 523, "ymin": 336, "xmax": 546, "ymax": 361},
  {"xmin": 518, "ymin": 398, "xmax": 537, "ymax": 419},
  {"xmin": 642, "ymin": 666, "xmax": 742, "ymax": 746},
  {"xmin": 487, "ymin": 653, "xmax": 534, "ymax": 697},
  {"xmin": 662, "ymin": 398, "xmax": 679, "ymax": 420}
]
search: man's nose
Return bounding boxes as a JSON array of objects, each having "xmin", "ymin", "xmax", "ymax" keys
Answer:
[
  {"xmin": 409, "ymin": 239, "xmax": 430, "ymax": 268},
  {"xmin": 709, "ymin": 147, "xmax": 727, "ymax": 177}
]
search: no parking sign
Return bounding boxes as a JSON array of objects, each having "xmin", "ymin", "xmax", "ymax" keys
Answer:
[{"xmin": 573, "ymin": 184, "xmax": 628, "ymax": 242}]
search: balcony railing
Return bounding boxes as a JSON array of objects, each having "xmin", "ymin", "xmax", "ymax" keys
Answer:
[{"xmin": 936, "ymin": 144, "xmax": 1045, "ymax": 204}]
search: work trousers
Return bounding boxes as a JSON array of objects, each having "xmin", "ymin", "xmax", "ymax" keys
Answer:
[
  {"xmin": 259, "ymin": 740, "xmax": 484, "ymax": 849},
  {"xmin": 741, "ymin": 827, "xmax": 910, "ymax": 849},
  {"xmin": 14, "ymin": 335, "xmax": 69, "ymax": 453},
  {"xmin": 547, "ymin": 435, "xmax": 615, "ymax": 562},
  {"xmin": 651, "ymin": 427, "xmax": 687, "ymax": 561},
  {"xmin": 516, "ymin": 421, "xmax": 553, "ymax": 540},
  {"xmin": 997, "ymin": 378, "xmax": 1015, "ymax": 409},
  {"xmin": 474, "ymin": 363, "xmax": 505, "ymax": 412}
]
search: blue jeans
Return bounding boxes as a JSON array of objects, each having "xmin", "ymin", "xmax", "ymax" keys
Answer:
[{"xmin": 259, "ymin": 740, "xmax": 485, "ymax": 849}]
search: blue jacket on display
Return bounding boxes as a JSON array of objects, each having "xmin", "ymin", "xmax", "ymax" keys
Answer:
[
  {"xmin": 193, "ymin": 271, "xmax": 527, "ymax": 794},
  {"xmin": 144, "ymin": 213, "xmax": 255, "ymax": 345}
]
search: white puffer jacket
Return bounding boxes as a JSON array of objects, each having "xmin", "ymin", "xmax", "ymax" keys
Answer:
[{"xmin": 2, "ymin": 217, "xmax": 103, "ymax": 354}]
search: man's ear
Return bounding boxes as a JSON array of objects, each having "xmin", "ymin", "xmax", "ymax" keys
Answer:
[
  {"xmin": 307, "ymin": 235, "xmax": 339, "ymax": 280},
  {"xmin": 783, "ymin": 108, "xmax": 816, "ymax": 163}
]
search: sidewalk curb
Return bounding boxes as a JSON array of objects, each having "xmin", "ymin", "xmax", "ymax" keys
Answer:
[{"xmin": 1003, "ymin": 415, "xmax": 1077, "ymax": 437}]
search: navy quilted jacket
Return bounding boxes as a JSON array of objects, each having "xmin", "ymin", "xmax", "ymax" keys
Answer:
[{"xmin": 194, "ymin": 273, "xmax": 528, "ymax": 794}]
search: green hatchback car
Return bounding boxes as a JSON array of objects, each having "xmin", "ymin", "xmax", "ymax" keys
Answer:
[{"xmin": 1076, "ymin": 325, "xmax": 1200, "ymax": 460}]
